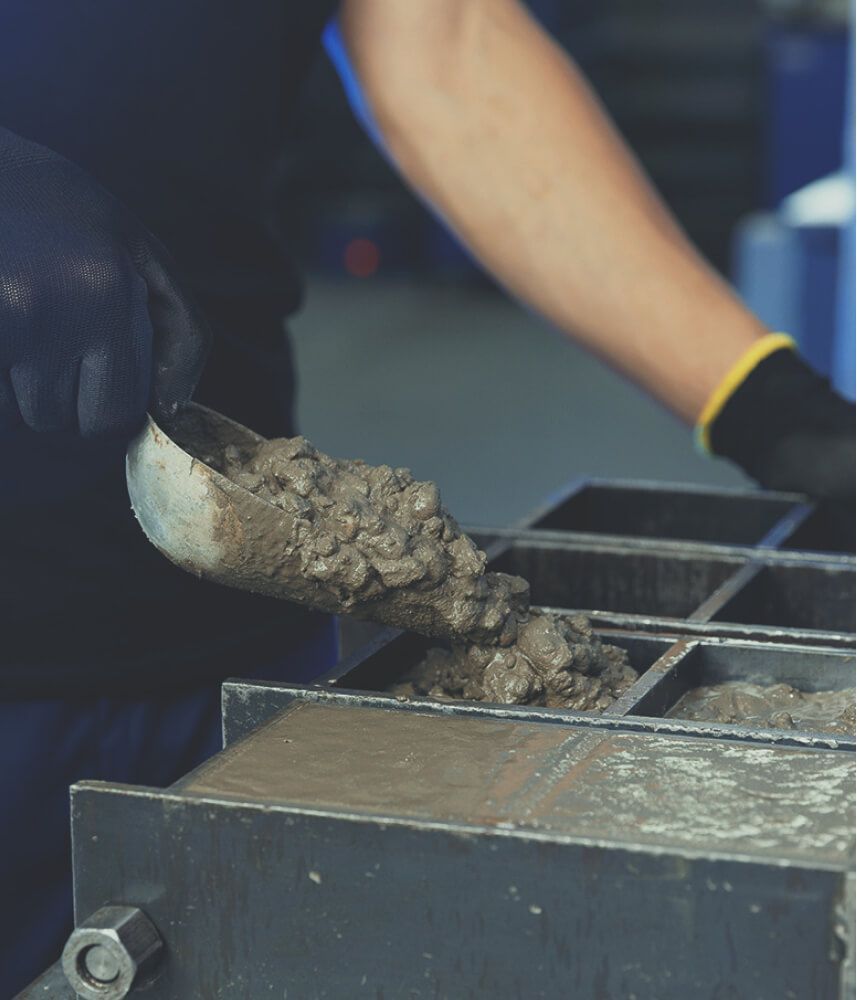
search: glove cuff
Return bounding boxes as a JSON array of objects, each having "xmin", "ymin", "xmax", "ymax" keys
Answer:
[{"xmin": 694, "ymin": 333, "xmax": 796, "ymax": 453}]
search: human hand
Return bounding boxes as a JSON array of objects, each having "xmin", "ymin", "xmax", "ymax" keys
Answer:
[
  {"xmin": 704, "ymin": 341, "xmax": 854, "ymax": 547},
  {"xmin": 0, "ymin": 127, "xmax": 208, "ymax": 437}
]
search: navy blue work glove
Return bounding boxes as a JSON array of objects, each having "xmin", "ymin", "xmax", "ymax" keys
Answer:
[{"xmin": 0, "ymin": 127, "xmax": 209, "ymax": 437}]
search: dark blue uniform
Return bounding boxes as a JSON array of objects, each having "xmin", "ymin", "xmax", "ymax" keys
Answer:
[{"xmin": 0, "ymin": 2, "xmax": 338, "ymax": 992}]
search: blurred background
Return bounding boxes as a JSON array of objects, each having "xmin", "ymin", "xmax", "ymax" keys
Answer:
[{"xmin": 273, "ymin": 0, "xmax": 854, "ymax": 526}]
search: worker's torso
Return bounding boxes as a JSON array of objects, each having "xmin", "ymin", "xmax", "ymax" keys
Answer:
[
  {"xmin": 0, "ymin": 0, "xmax": 336, "ymax": 312},
  {"xmin": 0, "ymin": 1, "xmax": 339, "ymax": 691}
]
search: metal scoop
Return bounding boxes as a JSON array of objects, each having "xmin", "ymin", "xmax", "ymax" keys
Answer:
[
  {"xmin": 125, "ymin": 403, "xmax": 309, "ymax": 602},
  {"xmin": 127, "ymin": 403, "xmax": 528, "ymax": 641}
]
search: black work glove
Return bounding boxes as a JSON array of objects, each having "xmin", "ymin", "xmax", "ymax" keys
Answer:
[
  {"xmin": 706, "ymin": 343, "xmax": 855, "ymax": 546},
  {"xmin": 0, "ymin": 127, "xmax": 209, "ymax": 437}
]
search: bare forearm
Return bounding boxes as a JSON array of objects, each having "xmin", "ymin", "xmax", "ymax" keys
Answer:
[{"xmin": 340, "ymin": 0, "xmax": 767, "ymax": 423}]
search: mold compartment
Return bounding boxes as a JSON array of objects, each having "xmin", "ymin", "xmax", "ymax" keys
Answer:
[
  {"xmin": 780, "ymin": 506, "xmax": 856, "ymax": 555},
  {"xmin": 711, "ymin": 563, "xmax": 856, "ymax": 633},
  {"xmin": 628, "ymin": 641, "xmax": 855, "ymax": 738},
  {"xmin": 487, "ymin": 541, "xmax": 744, "ymax": 619},
  {"xmin": 529, "ymin": 483, "xmax": 795, "ymax": 546},
  {"xmin": 331, "ymin": 625, "xmax": 673, "ymax": 710}
]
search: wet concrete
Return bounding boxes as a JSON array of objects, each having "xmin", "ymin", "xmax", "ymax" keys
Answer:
[
  {"xmin": 390, "ymin": 612, "xmax": 637, "ymax": 711},
  {"xmin": 175, "ymin": 418, "xmax": 527, "ymax": 644},
  {"xmin": 172, "ymin": 413, "xmax": 636, "ymax": 703},
  {"xmin": 668, "ymin": 681, "xmax": 856, "ymax": 735}
]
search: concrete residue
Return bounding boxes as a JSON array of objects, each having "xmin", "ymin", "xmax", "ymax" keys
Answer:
[
  {"xmin": 668, "ymin": 681, "xmax": 856, "ymax": 735},
  {"xmin": 391, "ymin": 612, "xmax": 638, "ymax": 711},
  {"xmin": 174, "ymin": 416, "xmax": 635, "ymax": 710}
]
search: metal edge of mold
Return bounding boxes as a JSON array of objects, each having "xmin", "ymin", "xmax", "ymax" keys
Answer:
[
  {"xmin": 562, "ymin": 609, "xmax": 855, "ymax": 648},
  {"xmin": 702, "ymin": 558, "xmax": 857, "ymax": 637},
  {"xmin": 220, "ymin": 628, "xmax": 406, "ymax": 748},
  {"xmin": 71, "ymin": 739, "xmax": 855, "ymax": 864},
  {"xmin": 477, "ymin": 531, "xmax": 854, "ymax": 635},
  {"xmin": 603, "ymin": 638, "xmax": 695, "ymax": 717},
  {"xmin": 318, "ymin": 620, "xmax": 681, "ymax": 694},
  {"xmin": 512, "ymin": 477, "xmax": 810, "ymax": 548},
  {"xmin": 837, "ymin": 870, "xmax": 856, "ymax": 1000},
  {"xmin": 463, "ymin": 524, "xmax": 769, "ymax": 564},
  {"xmin": 689, "ymin": 562, "xmax": 763, "ymax": 622},
  {"xmin": 220, "ymin": 677, "xmax": 854, "ymax": 753},
  {"xmin": 66, "ymin": 781, "xmax": 852, "ymax": 1000},
  {"xmin": 508, "ymin": 473, "xmax": 590, "ymax": 531},
  {"xmin": 477, "ymin": 526, "xmax": 855, "ymax": 568},
  {"xmin": 561, "ymin": 477, "xmax": 807, "ymax": 503},
  {"xmin": 513, "ymin": 476, "xmax": 807, "ymax": 529},
  {"xmin": 68, "ymin": 777, "xmax": 853, "ymax": 893},
  {"xmin": 619, "ymin": 637, "xmax": 856, "ymax": 748},
  {"xmin": 533, "ymin": 606, "xmax": 857, "ymax": 649},
  {"xmin": 757, "ymin": 501, "xmax": 816, "ymax": 550},
  {"xmin": 60, "ymin": 777, "xmax": 754, "ymax": 860},
  {"xmin": 251, "ymin": 627, "xmax": 855, "ymax": 750},
  {"xmin": 13, "ymin": 960, "xmax": 74, "ymax": 1000}
]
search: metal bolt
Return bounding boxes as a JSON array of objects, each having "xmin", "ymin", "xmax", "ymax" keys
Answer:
[
  {"xmin": 82, "ymin": 944, "xmax": 122, "ymax": 983},
  {"xmin": 62, "ymin": 905, "xmax": 163, "ymax": 999}
]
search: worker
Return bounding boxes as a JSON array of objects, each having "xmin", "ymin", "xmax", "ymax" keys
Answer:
[{"xmin": 0, "ymin": 2, "xmax": 853, "ymax": 993}]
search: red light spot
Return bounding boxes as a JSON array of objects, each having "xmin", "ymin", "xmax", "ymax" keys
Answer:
[{"xmin": 344, "ymin": 238, "xmax": 380, "ymax": 278}]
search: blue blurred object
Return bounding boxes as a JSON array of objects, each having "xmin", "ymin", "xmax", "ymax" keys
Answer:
[
  {"xmin": 832, "ymin": 35, "xmax": 855, "ymax": 399},
  {"xmin": 735, "ymin": 21, "xmax": 854, "ymax": 398},
  {"xmin": 734, "ymin": 173, "xmax": 853, "ymax": 394},
  {"xmin": 322, "ymin": 19, "xmax": 382, "ymax": 147},
  {"xmin": 764, "ymin": 24, "xmax": 849, "ymax": 206},
  {"xmin": 833, "ymin": 209, "xmax": 855, "ymax": 398}
]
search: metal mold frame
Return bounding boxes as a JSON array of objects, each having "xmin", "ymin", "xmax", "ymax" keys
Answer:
[
  {"xmin": 473, "ymin": 531, "xmax": 855, "ymax": 646},
  {"xmin": 64, "ymin": 717, "xmax": 854, "ymax": 1000},
  {"xmin": 620, "ymin": 637, "xmax": 855, "ymax": 747},
  {"xmin": 220, "ymin": 624, "xmax": 855, "ymax": 753},
  {"xmin": 498, "ymin": 476, "xmax": 850, "ymax": 555}
]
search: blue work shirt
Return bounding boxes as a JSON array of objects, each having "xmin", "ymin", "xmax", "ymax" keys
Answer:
[{"xmin": 0, "ymin": 0, "xmax": 339, "ymax": 694}]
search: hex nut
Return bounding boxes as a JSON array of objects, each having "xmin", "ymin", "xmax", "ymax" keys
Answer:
[{"xmin": 62, "ymin": 905, "xmax": 163, "ymax": 999}]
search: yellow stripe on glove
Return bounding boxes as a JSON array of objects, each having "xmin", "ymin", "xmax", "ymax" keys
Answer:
[{"xmin": 695, "ymin": 333, "xmax": 797, "ymax": 453}]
